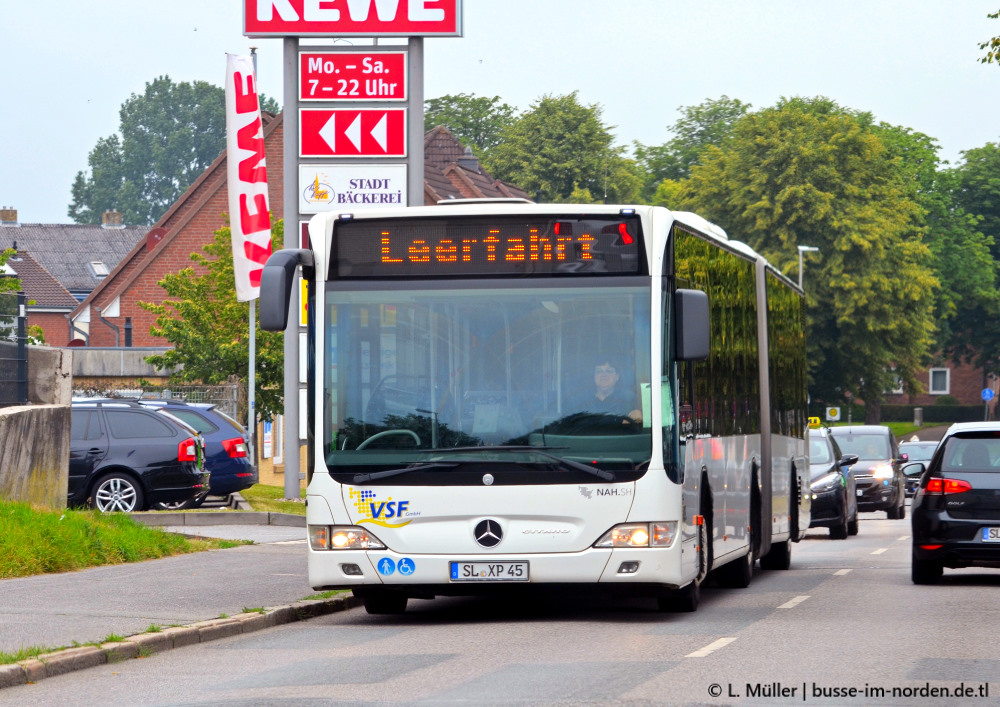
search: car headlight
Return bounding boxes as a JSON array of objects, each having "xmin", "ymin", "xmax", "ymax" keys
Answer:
[
  {"xmin": 810, "ymin": 472, "xmax": 842, "ymax": 493},
  {"xmin": 594, "ymin": 522, "xmax": 677, "ymax": 548},
  {"xmin": 872, "ymin": 464, "xmax": 894, "ymax": 479},
  {"xmin": 309, "ymin": 525, "xmax": 386, "ymax": 551}
]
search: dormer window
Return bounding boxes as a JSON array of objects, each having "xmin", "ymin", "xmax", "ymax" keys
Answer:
[{"xmin": 87, "ymin": 261, "xmax": 110, "ymax": 279}]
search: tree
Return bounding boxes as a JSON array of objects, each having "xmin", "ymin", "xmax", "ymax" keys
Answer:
[
  {"xmin": 69, "ymin": 76, "xmax": 280, "ymax": 226},
  {"xmin": 671, "ymin": 97, "xmax": 938, "ymax": 421},
  {"xmin": 875, "ymin": 126, "xmax": 999, "ymax": 372},
  {"xmin": 140, "ymin": 219, "xmax": 285, "ymax": 422},
  {"xmin": 484, "ymin": 92, "xmax": 642, "ymax": 203},
  {"xmin": 634, "ymin": 96, "xmax": 751, "ymax": 199},
  {"xmin": 0, "ymin": 249, "xmax": 17, "ymax": 294},
  {"xmin": 978, "ymin": 10, "xmax": 1000, "ymax": 65},
  {"xmin": 944, "ymin": 143, "xmax": 1000, "ymax": 374},
  {"xmin": 423, "ymin": 93, "xmax": 516, "ymax": 154}
]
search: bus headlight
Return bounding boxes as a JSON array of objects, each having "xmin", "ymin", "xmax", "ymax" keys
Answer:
[
  {"xmin": 594, "ymin": 522, "xmax": 677, "ymax": 548},
  {"xmin": 309, "ymin": 525, "xmax": 386, "ymax": 551}
]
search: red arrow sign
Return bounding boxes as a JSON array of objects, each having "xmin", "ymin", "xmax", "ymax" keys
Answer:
[{"xmin": 300, "ymin": 109, "xmax": 407, "ymax": 157}]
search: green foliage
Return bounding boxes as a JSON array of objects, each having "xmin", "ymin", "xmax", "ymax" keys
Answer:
[
  {"xmin": 672, "ymin": 96, "xmax": 938, "ymax": 408},
  {"xmin": 140, "ymin": 219, "xmax": 285, "ymax": 421},
  {"xmin": 424, "ymin": 93, "xmax": 516, "ymax": 154},
  {"xmin": 978, "ymin": 10, "xmax": 1000, "ymax": 65},
  {"xmin": 69, "ymin": 75, "xmax": 279, "ymax": 226},
  {"xmin": 483, "ymin": 92, "xmax": 642, "ymax": 203},
  {"xmin": 634, "ymin": 95, "xmax": 751, "ymax": 198},
  {"xmin": 0, "ymin": 248, "xmax": 19, "ymax": 293}
]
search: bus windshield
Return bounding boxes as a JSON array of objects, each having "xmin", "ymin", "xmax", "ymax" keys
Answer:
[{"xmin": 323, "ymin": 280, "xmax": 652, "ymax": 478}]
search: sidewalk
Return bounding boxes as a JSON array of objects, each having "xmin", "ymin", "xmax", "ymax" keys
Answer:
[{"xmin": 0, "ymin": 510, "xmax": 360, "ymax": 689}]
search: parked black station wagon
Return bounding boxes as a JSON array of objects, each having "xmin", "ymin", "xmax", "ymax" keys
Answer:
[{"xmin": 69, "ymin": 400, "xmax": 210, "ymax": 512}]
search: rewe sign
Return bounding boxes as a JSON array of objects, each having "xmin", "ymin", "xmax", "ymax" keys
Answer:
[{"xmin": 244, "ymin": 0, "xmax": 462, "ymax": 36}]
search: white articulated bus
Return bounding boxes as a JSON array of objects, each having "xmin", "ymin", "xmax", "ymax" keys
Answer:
[{"xmin": 259, "ymin": 202, "xmax": 809, "ymax": 613}]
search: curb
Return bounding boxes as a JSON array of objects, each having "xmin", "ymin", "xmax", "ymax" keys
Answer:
[
  {"xmin": 128, "ymin": 509, "xmax": 306, "ymax": 528},
  {"xmin": 0, "ymin": 594, "xmax": 361, "ymax": 690}
]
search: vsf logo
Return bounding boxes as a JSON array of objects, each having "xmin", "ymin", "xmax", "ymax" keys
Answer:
[{"xmin": 370, "ymin": 500, "xmax": 409, "ymax": 519}]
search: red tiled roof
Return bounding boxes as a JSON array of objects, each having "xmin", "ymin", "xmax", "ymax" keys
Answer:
[{"xmin": 5, "ymin": 251, "xmax": 77, "ymax": 308}]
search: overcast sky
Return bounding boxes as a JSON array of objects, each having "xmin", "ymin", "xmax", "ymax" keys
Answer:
[{"xmin": 4, "ymin": 1, "xmax": 1000, "ymax": 225}]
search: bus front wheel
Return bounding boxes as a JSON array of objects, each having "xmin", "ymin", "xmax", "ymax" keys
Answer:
[{"xmin": 361, "ymin": 591, "xmax": 408, "ymax": 615}]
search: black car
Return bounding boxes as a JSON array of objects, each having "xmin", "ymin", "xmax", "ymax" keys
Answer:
[
  {"xmin": 829, "ymin": 425, "xmax": 907, "ymax": 519},
  {"xmin": 911, "ymin": 422, "xmax": 1000, "ymax": 584},
  {"xmin": 808, "ymin": 428, "xmax": 860, "ymax": 538},
  {"xmin": 136, "ymin": 400, "xmax": 257, "ymax": 508},
  {"xmin": 899, "ymin": 440, "xmax": 938, "ymax": 497},
  {"xmin": 70, "ymin": 400, "xmax": 210, "ymax": 512}
]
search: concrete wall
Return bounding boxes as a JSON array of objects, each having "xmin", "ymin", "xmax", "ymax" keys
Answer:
[
  {"xmin": 0, "ymin": 405, "xmax": 69, "ymax": 509},
  {"xmin": 68, "ymin": 347, "xmax": 177, "ymax": 378},
  {"xmin": 28, "ymin": 345, "xmax": 73, "ymax": 405}
]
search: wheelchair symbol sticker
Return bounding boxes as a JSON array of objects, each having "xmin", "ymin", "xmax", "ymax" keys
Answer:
[{"xmin": 398, "ymin": 558, "xmax": 415, "ymax": 575}]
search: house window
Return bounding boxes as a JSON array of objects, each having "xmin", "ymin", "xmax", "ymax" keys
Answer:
[{"xmin": 929, "ymin": 368, "xmax": 950, "ymax": 395}]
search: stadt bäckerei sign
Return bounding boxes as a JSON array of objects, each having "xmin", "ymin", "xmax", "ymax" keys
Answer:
[{"xmin": 244, "ymin": 0, "xmax": 462, "ymax": 37}]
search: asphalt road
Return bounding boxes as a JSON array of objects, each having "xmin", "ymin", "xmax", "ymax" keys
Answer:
[{"xmin": 6, "ymin": 506, "xmax": 999, "ymax": 706}]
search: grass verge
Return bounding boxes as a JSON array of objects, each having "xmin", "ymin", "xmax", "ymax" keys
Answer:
[
  {"xmin": 241, "ymin": 484, "xmax": 306, "ymax": 515},
  {"xmin": 0, "ymin": 500, "xmax": 245, "ymax": 580}
]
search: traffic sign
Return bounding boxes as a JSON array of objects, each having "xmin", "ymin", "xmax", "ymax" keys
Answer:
[
  {"xmin": 300, "ymin": 51, "xmax": 407, "ymax": 101},
  {"xmin": 983, "ymin": 388, "xmax": 995, "ymax": 402},
  {"xmin": 300, "ymin": 109, "xmax": 407, "ymax": 157},
  {"xmin": 826, "ymin": 407, "xmax": 841, "ymax": 422}
]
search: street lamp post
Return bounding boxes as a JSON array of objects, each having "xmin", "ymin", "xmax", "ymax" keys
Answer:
[{"xmin": 797, "ymin": 245, "xmax": 820, "ymax": 289}]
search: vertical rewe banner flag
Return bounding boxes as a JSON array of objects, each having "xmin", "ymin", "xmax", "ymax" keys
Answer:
[{"xmin": 225, "ymin": 53, "xmax": 272, "ymax": 301}]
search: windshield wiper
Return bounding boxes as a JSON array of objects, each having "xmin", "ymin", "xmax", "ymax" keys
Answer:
[
  {"xmin": 425, "ymin": 445, "xmax": 616, "ymax": 481},
  {"xmin": 352, "ymin": 462, "xmax": 460, "ymax": 484}
]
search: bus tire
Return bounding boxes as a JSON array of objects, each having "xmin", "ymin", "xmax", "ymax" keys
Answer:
[
  {"xmin": 760, "ymin": 537, "xmax": 791, "ymax": 570},
  {"xmin": 658, "ymin": 519, "xmax": 707, "ymax": 612},
  {"xmin": 715, "ymin": 547, "xmax": 754, "ymax": 588},
  {"xmin": 362, "ymin": 591, "xmax": 408, "ymax": 615}
]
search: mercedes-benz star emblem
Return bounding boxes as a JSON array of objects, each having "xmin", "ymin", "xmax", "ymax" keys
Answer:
[
  {"xmin": 474, "ymin": 519, "xmax": 503, "ymax": 548},
  {"xmin": 482, "ymin": 473, "xmax": 494, "ymax": 486}
]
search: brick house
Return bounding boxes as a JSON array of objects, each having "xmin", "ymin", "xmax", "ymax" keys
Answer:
[
  {"xmin": 0, "ymin": 208, "xmax": 148, "ymax": 345},
  {"xmin": 0, "ymin": 250, "xmax": 78, "ymax": 344}
]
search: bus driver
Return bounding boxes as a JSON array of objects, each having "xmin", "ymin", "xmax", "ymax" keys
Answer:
[{"xmin": 585, "ymin": 357, "xmax": 642, "ymax": 423}]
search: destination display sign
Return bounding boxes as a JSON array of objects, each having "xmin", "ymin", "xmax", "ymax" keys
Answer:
[{"xmin": 331, "ymin": 215, "xmax": 644, "ymax": 278}]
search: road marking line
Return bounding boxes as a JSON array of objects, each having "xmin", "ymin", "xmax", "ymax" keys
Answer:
[
  {"xmin": 686, "ymin": 637, "xmax": 737, "ymax": 658},
  {"xmin": 898, "ymin": 536, "xmax": 910, "ymax": 541},
  {"xmin": 834, "ymin": 569, "xmax": 852, "ymax": 576},
  {"xmin": 871, "ymin": 548, "xmax": 888, "ymax": 555},
  {"xmin": 777, "ymin": 595, "xmax": 809, "ymax": 609}
]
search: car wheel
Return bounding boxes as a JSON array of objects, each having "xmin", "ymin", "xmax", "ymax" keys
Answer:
[
  {"xmin": 92, "ymin": 473, "xmax": 145, "ymax": 513},
  {"xmin": 830, "ymin": 494, "xmax": 849, "ymax": 539},
  {"xmin": 911, "ymin": 551, "xmax": 942, "ymax": 585},
  {"xmin": 847, "ymin": 511, "xmax": 859, "ymax": 536},
  {"xmin": 886, "ymin": 503, "xmax": 899, "ymax": 520},
  {"xmin": 898, "ymin": 499, "xmax": 906, "ymax": 520}
]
